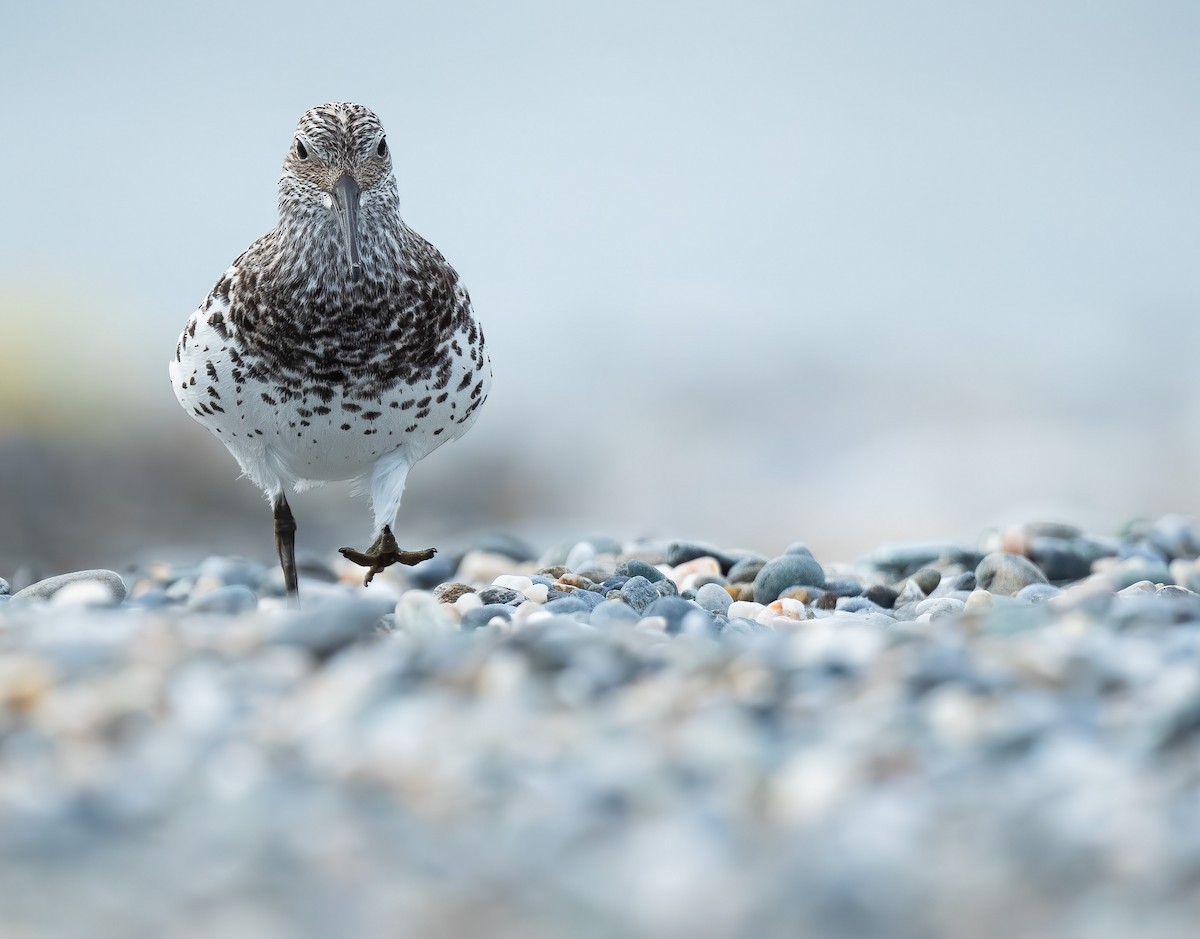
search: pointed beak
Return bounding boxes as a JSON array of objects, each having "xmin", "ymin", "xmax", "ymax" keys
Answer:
[{"xmin": 331, "ymin": 173, "xmax": 362, "ymax": 276}]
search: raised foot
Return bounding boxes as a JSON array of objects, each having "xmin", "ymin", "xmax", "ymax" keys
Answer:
[{"xmin": 339, "ymin": 525, "xmax": 436, "ymax": 586}]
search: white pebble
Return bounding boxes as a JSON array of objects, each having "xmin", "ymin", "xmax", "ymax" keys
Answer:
[
  {"xmin": 728, "ymin": 600, "xmax": 766, "ymax": 621},
  {"xmin": 493, "ymin": 574, "xmax": 533, "ymax": 593},
  {"xmin": 523, "ymin": 583, "xmax": 549, "ymax": 604}
]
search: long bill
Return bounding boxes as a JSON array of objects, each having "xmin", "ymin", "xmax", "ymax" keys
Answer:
[{"xmin": 331, "ymin": 173, "xmax": 363, "ymax": 277}]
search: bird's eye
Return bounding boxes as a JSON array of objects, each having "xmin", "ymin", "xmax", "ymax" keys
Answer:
[
  {"xmin": 376, "ymin": 136, "xmax": 388, "ymax": 158},
  {"xmin": 295, "ymin": 139, "xmax": 308, "ymax": 160}
]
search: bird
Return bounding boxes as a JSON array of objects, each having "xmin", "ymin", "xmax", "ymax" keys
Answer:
[{"xmin": 170, "ymin": 102, "xmax": 491, "ymax": 602}]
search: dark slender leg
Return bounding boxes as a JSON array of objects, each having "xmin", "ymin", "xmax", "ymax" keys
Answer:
[
  {"xmin": 273, "ymin": 494, "xmax": 299, "ymax": 605},
  {"xmin": 339, "ymin": 524, "xmax": 436, "ymax": 586}
]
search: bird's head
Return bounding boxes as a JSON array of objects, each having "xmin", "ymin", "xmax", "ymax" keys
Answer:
[{"xmin": 279, "ymin": 102, "xmax": 396, "ymax": 278}]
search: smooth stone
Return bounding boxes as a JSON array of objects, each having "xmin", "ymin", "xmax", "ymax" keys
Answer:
[
  {"xmin": 460, "ymin": 603, "xmax": 516, "ymax": 630},
  {"xmin": 274, "ymin": 595, "xmax": 396, "ymax": 655},
  {"xmin": 728, "ymin": 600, "xmax": 766, "ymax": 620},
  {"xmin": 619, "ymin": 576, "xmax": 659, "ymax": 613},
  {"xmin": 974, "ymin": 553, "xmax": 1049, "ymax": 596},
  {"xmin": 194, "ymin": 555, "xmax": 267, "ymax": 593},
  {"xmin": 753, "ymin": 555, "xmax": 825, "ymax": 604},
  {"xmin": 642, "ymin": 596, "xmax": 701, "ymax": 634},
  {"xmin": 1118, "ymin": 540, "xmax": 1170, "ymax": 565},
  {"xmin": 663, "ymin": 540, "xmax": 740, "ymax": 572},
  {"xmin": 653, "ymin": 578, "xmax": 678, "ymax": 599},
  {"xmin": 1146, "ymin": 514, "xmax": 1200, "ymax": 561},
  {"xmin": 476, "ymin": 586, "xmax": 524, "ymax": 606},
  {"xmin": 837, "ymin": 596, "xmax": 890, "ymax": 615},
  {"xmin": 911, "ymin": 568, "xmax": 941, "ymax": 595},
  {"xmin": 727, "ymin": 558, "xmax": 767, "ymax": 585},
  {"xmin": 492, "ymin": 573, "xmax": 533, "ymax": 593},
  {"xmin": 784, "ymin": 542, "xmax": 814, "ymax": 558},
  {"xmin": 589, "ymin": 599, "xmax": 640, "ymax": 630},
  {"xmin": 861, "ymin": 542, "xmax": 981, "ymax": 578},
  {"xmin": 433, "ymin": 582, "xmax": 476, "ymax": 603},
  {"xmin": 187, "ymin": 584, "xmax": 258, "ymax": 614},
  {"xmin": 679, "ymin": 608, "xmax": 719, "ymax": 638},
  {"xmin": 129, "ymin": 587, "xmax": 172, "ymax": 609},
  {"xmin": 12, "ymin": 569, "xmax": 127, "ymax": 605},
  {"xmin": 720, "ymin": 617, "xmax": 774, "ymax": 640},
  {"xmin": 914, "ymin": 597, "xmax": 966, "ymax": 621},
  {"xmin": 544, "ymin": 594, "xmax": 600, "ymax": 617},
  {"xmin": 1014, "ymin": 583, "xmax": 1062, "ymax": 604},
  {"xmin": 864, "ymin": 584, "xmax": 899, "ymax": 609},
  {"xmin": 615, "ymin": 559, "xmax": 666, "ymax": 583},
  {"xmin": 1026, "ymin": 536, "xmax": 1094, "ymax": 582},
  {"xmin": 694, "ymin": 582, "xmax": 732, "ymax": 615},
  {"xmin": 822, "ymin": 578, "xmax": 864, "ymax": 599},
  {"xmin": 0, "ymin": 578, "xmax": 9, "ymax": 597},
  {"xmin": 1107, "ymin": 557, "xmax": 1172, "ymax": 591}
]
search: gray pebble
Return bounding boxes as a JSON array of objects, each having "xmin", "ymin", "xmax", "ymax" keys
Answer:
[
  {"xmin": 784, "ymin": 542, "xmax": 814, "ymax": 558},
  {"xmin": 837, "ymin": 596, "xmax": 891, "ymax": 615},
  {"xmin": 461, "ymin": 604, "xmax": 516, "ymax": 630},
  {"xmin": 12, "ymin": 569, "xmax": 127, "ymax": 605},
  {"xmin": 615, "ymin": 559, "xmax": 665, "ymax": 583},
  {"xmin": 273, "ymin": 596, "xmax": 395, "ymax": 656},
  {"xmin": 974, "ymin": 553, "xmax": 1049, "ymax": 596},
  {"xmin": 823, "ymin": 578, "xmax": 864, "ymax": 599},
  {"xmin": 477, "ymin": 586, "xmax": 524, "ymax": 606},
  {"xmin": 589, "ymin": 599, "xmax": 640, "ymax": 630},
  {"xmin": 664, "ymin": 540, "xmax": 740, "ymax": 572},
  {"xmin": 642, "ymin": 596, "xmax": 701, "ymax": 634},
  {"xmin": 720, "ymin": 617, "xmax": 773, "ymax": 640},
  {"xmin": 911, "ymin": 568, "xmax": 942, "ymax": 595},
  {"xmin": 1108, "ymin": 557, "xmax": 1172, "ymax": 591},
  {"xmin": 694, "ymin": 582, "xmax": 732, "ymax": 614},
  {"xmin": 0, "ymin": 578, "xmax": 9, "ymax": 597},
  {"xmin": 861, "ymin": 542, "xmax": 982, "ymax": 579},
  {"xmin": 914, "ymin": 597, "xmax": 966, "ymax": 620},
  {"xmin": 187, "ymin": 584, "xmax": 258, "ymax": 614},
  {"xmin": 753, "ymin": 555, "xmax": 826, "ymax": 604},
  {"xmin": 544, "ymin": 595, "xmax": 598, "ymax": 617},
  {"xmin": 727, "ymin": 558, "xmax": 767, "ymax": 585},
  {"xmin": 620, "ymin": 576, "xmax": 659, "ymax": 613},
  {"xmin": 865, "ymin": 584, "xmax": 899, "ymax": 609},
  {"xmin": 1015, "ymin": 583, "xmax": 1062, "ymax": 604}
]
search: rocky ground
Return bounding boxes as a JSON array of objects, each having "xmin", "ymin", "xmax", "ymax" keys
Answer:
[{"xmin": 3, "ymin": 517, "xmax": 1200, "ymax": 938}]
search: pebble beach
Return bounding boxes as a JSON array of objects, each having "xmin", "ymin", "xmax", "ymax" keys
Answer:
[{"xmin": 4, "ymin": 517, "xmax": 1200, "ymax": 938}]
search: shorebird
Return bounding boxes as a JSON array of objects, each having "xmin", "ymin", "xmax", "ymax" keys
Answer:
[{"xmin": 170, "ymin": 102, "xmax": 491, "ymax": 601}]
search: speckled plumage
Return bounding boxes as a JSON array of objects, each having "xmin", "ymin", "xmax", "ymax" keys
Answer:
[{"xmin": 170, "ymin": 103, "xmax": 491, "ymax": 588}]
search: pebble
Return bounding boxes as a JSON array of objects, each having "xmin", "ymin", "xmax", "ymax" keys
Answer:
[
  {"xmin": 11, "ymin": 569, "xmax": 127, "ymax": 605},
  {"xmin": 476, "ymin": 586, "xmax": 524, "ymax": 606},
  {"xmin": 460, "ymin": 603, "xmax": 516, "ymax": 630},
  {"xmin": 4, "ymin": 515, "xmax": 1200, "ymax": 938},
  {"xmin": 753, "ymin": 555, "xmax": 826, "ymax": 604},
  {"xmin": 974, "ymin": 552, "xmax": 1049, "ymax": 596},
  {"xmin": 619, "ymin": 576, "xmax": 660, "ymax": 613},
  {"xmin": 642, "ymin": 596, "xmax": 701, "ymax": 633},
  {"xmin": 694, "ymin": 582, "xmax": 733, "ymax": 615},
  {"xmin": 273, "ymin": 595, "xmax": 395, "ymax": 655},
  {"xmin": 186, "ymin": 584, "xmax": 259, "ymax": 614}
]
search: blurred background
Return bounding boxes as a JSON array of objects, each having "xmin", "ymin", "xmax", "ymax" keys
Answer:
[{"xmin": 1, "ymin": 0, "xmax": 1198, "ymax": 575}]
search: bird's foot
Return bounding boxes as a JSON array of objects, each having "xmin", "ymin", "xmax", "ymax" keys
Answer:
[{"xmin": 339, "ymin": 525, "xmax": 436, "ymax": 586}]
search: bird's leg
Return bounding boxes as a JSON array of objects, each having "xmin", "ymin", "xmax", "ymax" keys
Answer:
[
  {"xmin": 339, "ymin": 525, "xmax": 436, "ymax": 586},
  {"xmin": 272, "ymin": 494, "xmax": 300, "ymax": 605}
]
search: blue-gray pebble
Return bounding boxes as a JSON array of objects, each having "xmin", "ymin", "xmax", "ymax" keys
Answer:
[
  {"xmin": 753, "ymin": 555, "xmax": 826, "ymax": 604},
  {"xmin": 974, "ymin": 553, "xmax": 1049, "ymax": 596}
]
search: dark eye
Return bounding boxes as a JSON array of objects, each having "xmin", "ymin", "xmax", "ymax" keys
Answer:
[
  {"xmin": 295, "ymin": 138, "xmax": 308, "ymax": 160},
  {"xmin": 376, "ymin": 136, "xmax": 388, "ymax": 157}
]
